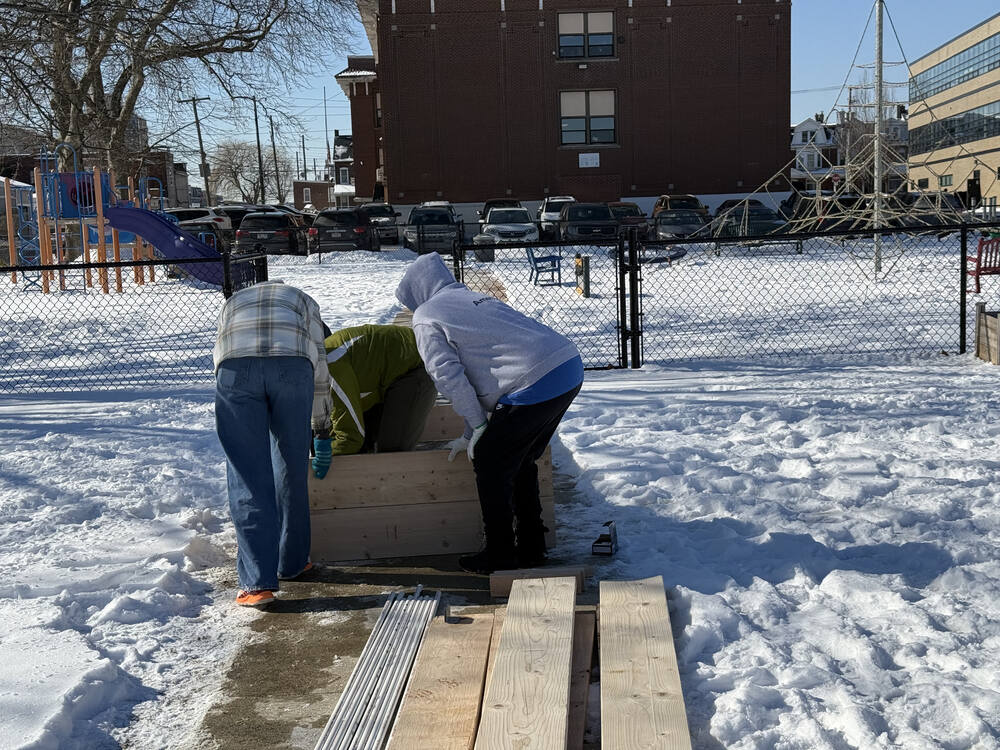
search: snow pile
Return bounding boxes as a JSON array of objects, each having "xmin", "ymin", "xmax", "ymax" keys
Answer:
[{"xmin": 556, "ymin": 361, "xmax": 1000, "ymax": 748}]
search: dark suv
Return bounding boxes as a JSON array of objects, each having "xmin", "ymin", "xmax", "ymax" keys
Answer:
[
  {"xmin": 559, "ymin": 203, "xmax": 618, "ymax": 242},
  {"xmin": 235, "ymin": 212, "xmax": 306, "ymax": 255},
  {"xmin": 358, "ymin": 203, "xmax": 401, "ymax": 244},
  {"xmin": 309, "ymin": 209, "xmax": 381, "ymax": 252},
  {"xmin": 402, "ymin": 207, "xmax": 461, "ymax": 255}
]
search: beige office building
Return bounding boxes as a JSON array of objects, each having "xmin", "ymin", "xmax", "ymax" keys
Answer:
[{"xmin": 908, "ymin": 12, "xmax": 1000, "ymax": 211}]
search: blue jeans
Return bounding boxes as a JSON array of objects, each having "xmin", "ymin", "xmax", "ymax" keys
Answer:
[{"xmin": 215, "ymin": 356, "xmax": 313, "ymax": 591}]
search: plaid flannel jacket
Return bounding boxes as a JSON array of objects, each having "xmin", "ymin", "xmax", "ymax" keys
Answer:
[{"xmin": 213, "ymin": 281, "xmax": 332, "ymax": 432}]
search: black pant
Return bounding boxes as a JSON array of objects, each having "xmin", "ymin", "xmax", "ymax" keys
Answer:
[
  {"xmin": 472, "ymin": 383, "xmax": 581, "ymax": 549},
  {"xmin": 359, "ymin": 366, "xmax": 437, "ymax": 453}
]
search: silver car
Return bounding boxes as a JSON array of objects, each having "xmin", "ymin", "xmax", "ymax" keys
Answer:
[
  {"xmin": 476, "ymin": 207, "xmax": 539, "ymax": 243},
  {"xmin": 653, "ymin": 209, "xmax": 709, "ymax": 240}
]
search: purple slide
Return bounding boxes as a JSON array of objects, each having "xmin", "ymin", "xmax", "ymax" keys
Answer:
[{"xmin": 103, "ymin": 205, "xmax": 225, "ymax": 285}]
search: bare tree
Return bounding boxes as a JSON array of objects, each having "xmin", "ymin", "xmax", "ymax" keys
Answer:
[
  {"xmin": 212, "ymin": 141, "xmax": 262, "ymax": 203},
  {"xmin": 0, "ymin": 0, "xmax": 357, "ymax": 178}
]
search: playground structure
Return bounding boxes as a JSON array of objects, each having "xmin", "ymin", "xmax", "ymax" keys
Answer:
[{"xmin": 2, "ymin": 143, "xmax": 223, "ymax": 294}]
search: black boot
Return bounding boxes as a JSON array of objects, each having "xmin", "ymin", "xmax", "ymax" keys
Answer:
[
  {"xmin": 459, "ymin": 539, "xmax": 518, "ymax": 575},
  {"xmin": 516, "ymin": 521, "xmax": 549, "ymax": 568}
]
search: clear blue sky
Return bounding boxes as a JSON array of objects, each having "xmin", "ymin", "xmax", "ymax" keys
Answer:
[
  {"xmin": 790, "ymin": 0, "xmax": 998, "ymax": 124},
  {"xmin": 185, "ymin": 1, "xmax": 1000, "ymax": 187}
]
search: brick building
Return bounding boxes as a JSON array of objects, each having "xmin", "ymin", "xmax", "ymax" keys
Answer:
[{"xmin": 341, "ymin": 0, "xmax": 791, "ymax": 205}]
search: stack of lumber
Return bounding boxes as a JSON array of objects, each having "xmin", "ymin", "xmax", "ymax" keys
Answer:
[
  {"xmin": 379, "ymin": 574, "xmax": 692, "ymax": 749},
  {"xmin": 313, "ymin": 587, "xmax": 440, "ymax": 750}
]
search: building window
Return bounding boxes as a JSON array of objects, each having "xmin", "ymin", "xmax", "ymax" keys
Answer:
[
  {"xmin": 908, "ymin": 98, "xmax": 1000, "ymax": 155},
  {"xmin": 339, "ymin": 167, "xmax": 349, "ymax": 184},
  {"xmin": 917, "ymin": 178, "xmax": 929, "ymax": 189},
  {"xmin": 560, "ymin": 90, "xmax": 616, "ymax": 145},
  {"xmin": 558, "ymin": 12, "xmax": 614, "ymax": 59},
  {"xmin": 800, "ymin": 130, "xmax": 815, "ymax": 144},
  {"xmin": 909, "ymin": 31, "xmax": 1000, "ymax": 102},
  {"xmin": 973, "ymin": 169, "xmax": 981, "ymax": 180},
  {"xmin": 303, "ymin": 187, "xmax": 312, "ymax": 203},
  {"xmin": 939, "ymin": 174, "xmax": 953, "ymax": 187},
  {"xmin": 375, "ymin": 92, "xmax": 382, "ymax": 128}
]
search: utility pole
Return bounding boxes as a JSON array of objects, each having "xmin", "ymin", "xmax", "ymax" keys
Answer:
[
  {"xmin": 268, "ymin": 115, "xmax": 283, "ymax": 203},
  {"xmin": 873, "ymin": 0, "xmax": 885, "ymax": 274},
  {"xmin": 252, "ymin": 97, "xmax": 265, "ymax": 203},
  {"xmin": 178, "ymin": 95, "xmax": 211, "ymax": 205},
  {"xmin": 301, "ymin": 135, "xmax": 308, "ymax": 180}
]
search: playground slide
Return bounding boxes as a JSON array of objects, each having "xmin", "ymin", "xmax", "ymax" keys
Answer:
[{"xmin": 103, "ymin": 205, "xmax": 224, "ymax": 285}]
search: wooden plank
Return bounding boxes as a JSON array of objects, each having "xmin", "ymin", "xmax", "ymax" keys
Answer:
[
  {"xmin": 419, "ymin": 402, "xmax": 468, "ymax": 443},
  {"xmin": 599, "ymin": 577, "xmax": 692, "ymax": 750},
  {"xmin": 310, "ymin": 498, "xmax": 557, "ymax": 562},
  {"xmin": 490, "ymin": 566, "xmax": 588, "ymax": 598},
  {"xmin": 567, "ymin": 612, "xmax": 596, "ymax": 750},
  {"xmin": 484, "ymin": 608, "xmax": 506, "ymax": 693},
  {"xmin": 475, "ymin": 578, "xmax": 577, "ymax": 750},
  {"xmin": 385, "ymin": 613, "xmax": 495, "ymax": 750},
  {"xmin": 309, "ymin": 446, "xmax": 554, "ymax": 510}
]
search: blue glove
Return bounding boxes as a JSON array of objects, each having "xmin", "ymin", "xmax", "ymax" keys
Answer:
[{"xmin": 312, "ymin": 437, "xmax": 332, "ymax": 479}]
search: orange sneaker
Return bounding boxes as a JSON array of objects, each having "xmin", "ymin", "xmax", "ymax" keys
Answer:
[
  {"xmin": 278, "ymin": 561, "xmax": 314, "ymax": 581},
  {"xmin": 235, "ymin": 589, "xmax": 275, "ymax": 607}
]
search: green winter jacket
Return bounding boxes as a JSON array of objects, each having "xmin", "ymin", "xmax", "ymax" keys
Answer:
[{"xmin": 325, "ymin": 324, "xmax": 425, "ymax": 455}]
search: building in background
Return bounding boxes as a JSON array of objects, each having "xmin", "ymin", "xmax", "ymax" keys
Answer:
[
  {"xmin": 292, "ymin": 180, "xmax": 355, "ymax": 211},
  {"xmin": 908, "ymin": 12, "xmax": 1000, "ymax": 211},
  {"xmin": 342, "ymin": 0, "xmax": 790, "ymax": 205},
  {"xmin": 335, "ymin": 55, "xmax": 380, "ymax": 202},
  {"xmin": 143, "ymin": 151, "xmax": 190, "ymax": 207}
]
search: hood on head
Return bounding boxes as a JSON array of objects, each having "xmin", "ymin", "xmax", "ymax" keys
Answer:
[{"xmin": 395, "ymin": 252, "xmax": 461, "ymax": 311}]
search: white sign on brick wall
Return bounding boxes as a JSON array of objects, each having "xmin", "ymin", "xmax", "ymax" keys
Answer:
[{"xmin": 579, "ymin": 152, "xmax": 600, "ymax": 168}]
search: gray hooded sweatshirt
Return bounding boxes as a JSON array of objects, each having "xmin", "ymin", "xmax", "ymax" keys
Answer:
[{"xmin": 396, "ymin": 253, "xmax": 580, "ymax": 435}]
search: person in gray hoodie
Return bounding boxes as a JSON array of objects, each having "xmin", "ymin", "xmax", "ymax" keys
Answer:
[{"xmin": 395, "ymin": 252, "xmax": 583, "ymax": 574}]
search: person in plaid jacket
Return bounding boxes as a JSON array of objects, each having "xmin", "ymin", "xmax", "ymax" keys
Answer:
[{"xmin": 213, "ymin": 281, "xmax": 332, "ymax": 607}]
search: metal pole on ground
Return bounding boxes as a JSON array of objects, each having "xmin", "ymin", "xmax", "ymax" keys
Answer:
[
  {"xmin": 128, "ymin": 177, "xmax": 144, "ymax": 285},
  {"xmin": 628, "ymin": 228, "xmax": 641, "ymax": 368},
  {"xmin": 873, "ymin": 0, "xmax": 885, "ymax": 275}
]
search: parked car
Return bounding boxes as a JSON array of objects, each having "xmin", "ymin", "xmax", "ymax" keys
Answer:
[
  {"xmin": 652, "ymin": 209, "xmax": 709, "ymax": 240},
  {"xmin": 358, "ymin": 203, "xmax": 401, "ymax": 244},
  {"xmin": 308, "ymin": 209, "xmax": 381, "ymax": 252},
  {"xmin": 652, "ymin": 194, "xmax": 709, "ymax": 221},
  {"xmin": 234, "ymin": 211, "xmax": 307, "ymax": 255},
  {"xmin": 536, "ymin": 195, "xmax": 576, "ymax": 239},
  {"xmin": 476, "ymin": 207, "xmax": 539, "ymax": 243},
  {"xmin": 178, "ymin": 219, "xmax": 225, "ymax": 249},
  {"xmin": 420, "ymin": 200, "xmax": 463, "ymax": 223},
  {"xmin": 271, "ymin": 204, "xmax": 314, "ymax": 226},
  {"xmin": 559, "ymin": 203, "xmax": 618, "ymax": 243},
  {"xmin": 164, "ymin": 207, "xmax": 232, "ymax": 232},
  {"xmin": 214, "ymin": 204, "xmax": 280, "ymax": 230},
  {"xmin": 477, "ymin": 198, "xmax": 522, "ymax": 225},
  {"xmin": 713, "ymin": 205, "xmax": 787, "ymax": 237},
  {"xmin": 714, "ymin": 198, "xmax": 765, "ymax": 218},
  {"xmin": 403, "ymin": 206, "xmax": 462, "ymax": 255},
  {"xmin": 779, "ymin": 191, "xmax": 833, "ymax": 220},
  {"xmin": 608, "ymin": 201, "xmax": 649, "ymax": 239},
  {"xmin": 902, "ymin": 191, "xmax": 966, "ymax": 230}
]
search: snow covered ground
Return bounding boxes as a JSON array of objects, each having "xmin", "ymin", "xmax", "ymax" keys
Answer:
[{"xmin": 2, "ymin": 249, "xmax": 999, "ymax": 748}]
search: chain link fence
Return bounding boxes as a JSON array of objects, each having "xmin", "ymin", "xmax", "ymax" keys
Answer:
[
  {"xmin": 0, "ymin": 253, "xmax": 266, "ymax": 393},
  {"xmin": 454, "ymin": 239, "xmax": 626, "ymax": 369}
]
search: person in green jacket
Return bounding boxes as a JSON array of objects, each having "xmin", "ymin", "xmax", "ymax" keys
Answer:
[{"xmin": 322, "ymin": 324, "xmax": 437, "ymax": 456}]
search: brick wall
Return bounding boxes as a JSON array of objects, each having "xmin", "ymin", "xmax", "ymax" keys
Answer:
[{"xmin": 368, "ymin": 0, "xmax": 790, "ymax": 204}]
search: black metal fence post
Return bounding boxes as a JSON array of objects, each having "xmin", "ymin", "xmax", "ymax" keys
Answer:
[
  {"xmin": 617, "ymin": 233, "xmax": 629, "ymax": 368},
  {"xmin": 221, "ymin": 247, "xmax": 234, "ymax": 299},
  {"xmin": 627, "ymin": 227, "xmax": 642, "ymax": 368},
  {"xmin": 960, "ymin": 226, "xmax": 968, "ymax": 354}
]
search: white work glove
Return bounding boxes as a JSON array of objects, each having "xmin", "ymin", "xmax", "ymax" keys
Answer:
[
  {"xmin": 446, "ymin": 435, "xmax": 469, "ymax": 462},
  {"xmin": 467, "ymin": 421, "xmax": 487, "ymax": 461},
  {"xmin": 447, "ymin": 422, "xmax": 487, "ymax": 462}
]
